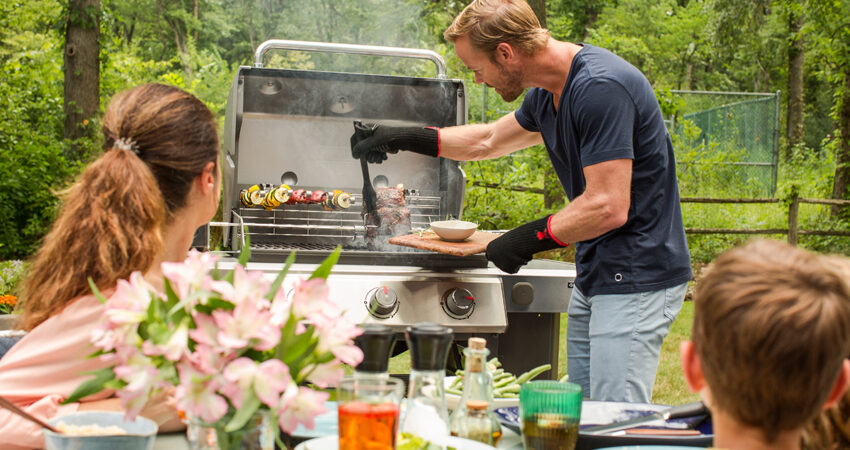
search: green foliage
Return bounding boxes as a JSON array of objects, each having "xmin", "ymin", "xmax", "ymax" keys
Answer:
[
  {"xmin": 0, "ymin": 8, "xmax": 77, "ymax": 258},
  {"xmin": 673, "ymin": 119, "xmax": 765, "ymax": 198},
  {"xmin": 1, "ymin": 0, "xmax": 850, "ymax": 263},
  {"xmin": 0, "ymin": 260, "xmax": 25, "ymax": 296},
  {"xmin": 462, "ymin": 147, "xmax": 560, "ymax": 230}
]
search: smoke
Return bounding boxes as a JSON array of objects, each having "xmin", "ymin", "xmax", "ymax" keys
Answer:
[{"xmin": 258, "ymin": 0, "xmax": 439, "ymax": 77}]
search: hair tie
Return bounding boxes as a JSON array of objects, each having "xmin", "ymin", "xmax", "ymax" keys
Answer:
[{"xmin": 114, "ymin": 137, "xmax": 141, "ymax": 156}]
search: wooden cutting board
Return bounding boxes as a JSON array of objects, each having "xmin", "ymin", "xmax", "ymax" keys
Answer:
[{"xmin": 389, "ymin": 231, "xmax": 500, "ymax": 256}]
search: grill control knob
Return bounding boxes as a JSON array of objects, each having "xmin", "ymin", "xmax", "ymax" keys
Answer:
[
  {"xmin": 367, "ymin": 286, "xmax": 398, "ymax": 318},
  {"xmin": 443, "ymin": 288, "xmax": 475, "ymax": 318},
  {"xmin": 511, "ymin": 282, "xmax": 534, "ymax": 307}
]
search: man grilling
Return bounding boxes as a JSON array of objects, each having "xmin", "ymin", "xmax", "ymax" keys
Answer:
[{"xmin": 350, "ymin": 0, "xmax": 691, "ymax": 403}]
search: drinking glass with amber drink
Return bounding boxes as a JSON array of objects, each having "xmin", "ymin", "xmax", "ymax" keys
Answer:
[
  {"xmin": 519, "ymin": 381, "xmax": 582, "ymax": 450},
  {"xmin": 337, "ymin": 377, "xmax": 404, "ymax": 450}
]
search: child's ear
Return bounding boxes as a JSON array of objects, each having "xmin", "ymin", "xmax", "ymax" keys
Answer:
[
  {"xmin": 823, "ymin": 358, "xmax": 850, "ymax": 410},
  {"xmin": 680, "ymin": 340, "xmax": 706, "ymax": 393}
]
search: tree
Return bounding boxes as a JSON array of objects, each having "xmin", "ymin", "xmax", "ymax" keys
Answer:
[
  {"xmin": 786, "ymin": 0, "xmax": 804, "ymax": 149},
  {"xmin": 806, "ymin": 0, "xmax": 850, "ymax": 214},
  {"xmin": 527, "ymin": 0, "xmax": 567, "ymax": 209},
  {"xmin": 63, "ymin": 0, "xmax": 100, "ymax": 161},
  {"xmin": 549, "ymin": 0, "xmax": 616, "ymax": 41}
]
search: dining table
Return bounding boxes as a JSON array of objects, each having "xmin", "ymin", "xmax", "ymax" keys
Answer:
[{"xmin": 152, "ymin": 427, "xmax": 524, "ymax": 449}]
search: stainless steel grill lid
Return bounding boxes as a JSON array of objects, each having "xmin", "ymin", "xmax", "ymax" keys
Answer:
[{"xmin": 221, "ymin": 41, "xmax": 472, "ymax": 266}]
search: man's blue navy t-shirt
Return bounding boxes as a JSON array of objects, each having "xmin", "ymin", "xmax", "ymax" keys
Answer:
[{"xmin": 514, "ymin": 44, "xmax": 692, "ymax": 296}]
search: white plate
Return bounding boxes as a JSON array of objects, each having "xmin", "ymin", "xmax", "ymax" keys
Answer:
[
  {"xmin": 444, "ymin": 376, "xmax": 519, "ymax": 410},
  {"xmin": 294, "ymin": 435, "xmax": 496, "ymax": 450}
]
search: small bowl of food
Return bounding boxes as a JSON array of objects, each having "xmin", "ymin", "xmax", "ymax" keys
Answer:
[
  {"xmin": 45, "ymin": 411, "xmax": 157, "ymax": 450},
  {"xmin": 430, "ymin": 220, "xmax": 478, "ymax": 242}
]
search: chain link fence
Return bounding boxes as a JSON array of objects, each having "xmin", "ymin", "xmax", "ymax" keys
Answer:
[{"xmin": 668, "ymin": 90, "xmax": 780, "ymax": 197}]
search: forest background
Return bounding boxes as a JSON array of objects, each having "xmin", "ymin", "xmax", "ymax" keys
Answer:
[
  {"xmin": 2, "ymin": 0, "xmax": 850, "ymax": 405},
  {"xmin": 2, "ymin": 0, "xmax": 850, "ymax": 264}
]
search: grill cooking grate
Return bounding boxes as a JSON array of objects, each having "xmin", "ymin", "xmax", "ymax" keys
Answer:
[
  {"xmin": 253, "ymin": 242, "xmax": 337, "ymax": 252},
  {"xmin": 231, "ymin": 192, "xmax": 444, "ymax": 253}
]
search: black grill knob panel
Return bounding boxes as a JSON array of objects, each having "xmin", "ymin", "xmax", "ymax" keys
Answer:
[
  {"xmin": 367, "ymin": 286, "xmax": 398, "ymax": 318},
  {"xmin": 443, "ymin": 288, "xmax": 474, "ymax": 318},
  {"xmin": 511, "ymin": 282, "xmax": 534, "ymax": 307}
]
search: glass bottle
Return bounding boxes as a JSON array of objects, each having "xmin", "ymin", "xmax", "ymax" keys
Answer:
[
  {"xmin": 449, "ymin": 337, "xmax": 503, "ymax": 446},
  {"xmin": 400, "ymin": 322, "xmax": 454, "ymax": 443},
  {"xmin": 451, "ymin": 401, "xmax": 502, "ymax": 446},
  {"xmin": 352, "ymin": 323, "xmax": 396, "ymax": 380}
]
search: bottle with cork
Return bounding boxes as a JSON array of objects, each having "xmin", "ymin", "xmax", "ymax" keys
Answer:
[{"xmin": 448, "ymin": 337, "xmax": 502, "ymax": 446}]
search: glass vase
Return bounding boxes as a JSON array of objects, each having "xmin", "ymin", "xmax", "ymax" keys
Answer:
[{"xmin": 187, "ymin": 410, "xmax": 274, "ymax": 450}]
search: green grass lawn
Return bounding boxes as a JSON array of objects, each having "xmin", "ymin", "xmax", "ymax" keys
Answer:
[{"xmin": 387, "ymin": 299, "xmax": 699, "ymax": 406}]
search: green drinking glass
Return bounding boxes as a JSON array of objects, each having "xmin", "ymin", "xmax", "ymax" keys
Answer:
[{"xmin": 519, "ymin": 381, "xmax": 583, "ymax": 450}]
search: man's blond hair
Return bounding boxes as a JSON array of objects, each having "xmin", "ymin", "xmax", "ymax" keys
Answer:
[
  {"xmin": 693, "ymin": 239, "xmax": 850, "ymax": 441},
  {"xmin": 444, "ymin": 0, "xmax": 549, "ymax": 57}
]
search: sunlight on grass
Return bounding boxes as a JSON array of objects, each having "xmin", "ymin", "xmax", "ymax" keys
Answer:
[{"xmin": 652, "ymin": 300, "xmax": 699, "ymax": 405}]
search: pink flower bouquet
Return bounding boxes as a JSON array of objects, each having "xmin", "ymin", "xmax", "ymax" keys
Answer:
[{"xmin": 66, "ymin": 247, "xmax": 363, "ymax": 446}]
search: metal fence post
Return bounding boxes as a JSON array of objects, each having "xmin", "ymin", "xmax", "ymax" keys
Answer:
[
  {"xmin": 773, "ymin": 90, "xmax": 781, "ymax": 196},
  {"xmin": 788, "ymin": 193, "xmax": 800, "ymax": 246}
]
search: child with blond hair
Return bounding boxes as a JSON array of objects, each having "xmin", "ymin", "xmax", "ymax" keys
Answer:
[{"xmin": 681, "ymin": 239, "xmax": 850, "ymax": 450}]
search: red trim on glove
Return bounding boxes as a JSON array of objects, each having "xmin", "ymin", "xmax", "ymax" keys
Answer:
[
  {"xmin": 546, "ymin": 215, "xmax": 569, "ymax": 247},
  {"xmin": 426, "ymin": 127, "xmax": 441, "ymax": 157}
]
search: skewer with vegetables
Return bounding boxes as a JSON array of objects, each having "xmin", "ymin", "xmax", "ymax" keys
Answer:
[{"xmin": 240, "ymin": 184, "xmax": 354, "ymax": 210}]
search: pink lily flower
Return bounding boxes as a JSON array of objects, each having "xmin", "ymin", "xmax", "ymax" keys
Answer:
[
  {"xmin": 104, "ymin": 272, "xmax": 154, "ymax": 326},
  {"xmin": 304, "ymin": 361, "xmax": 345, "ymax": 388},
  {"xmin": 277, "ymin": 385, "xmax": 330, "ymax": 434},
  {"xmin": 213, "ymin": 298, "xmax": 280, "ymax": 351},
  {"xmin": 221, "ymin": 358, "xmax": 255, "ymax": 409},
  {"xmin": 175, "ymin": 361, "xmax": 229, "ymax": 424},
  {"xmin": 189, "ymin": 343, "xmax": 233, "ymax": 376},
  {"xmin": 113, "ymin": 352, "xmax": 159, "ymax": 419},
  {"xmin": 161, "ymin": 250, "xmax": 218, "ymax": 301},
  {"xmin": 290, "ymin": 278, "xmax": 339, "ymax": 319},
  {"xmin": 141, "ymin": 320, "xmax": 189, "ymax": 361},
  {"xmin": 222, "ymin": 358, "xmax": 292, "ymax": 409},
  {"xmin": 91, "ymin": 321, "xmax": 141, "ymax": 353},
  {"xmin": 312, "ymin": 315, "xmax": 364, "ymax": 366},
  {"xmin": 188, "ymin": 313, "xmax": 219, "ymax": 347},
  {"xmin": 211, "ymin": 265, "xmax": 270, "ymax": 306},
  {"xmin": 269, "ymin": 287, "xmax": 291, "ymax": 327}
]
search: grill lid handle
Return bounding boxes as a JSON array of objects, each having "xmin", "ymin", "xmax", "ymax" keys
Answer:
[{"xmin": 253, "ymin": 39, "xmax": 448, "ymax": 79}]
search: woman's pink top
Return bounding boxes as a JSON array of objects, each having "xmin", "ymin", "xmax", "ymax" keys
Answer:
[{"xmin": 0, "ymin": 294, "xmax": 114, "ymax": 449}]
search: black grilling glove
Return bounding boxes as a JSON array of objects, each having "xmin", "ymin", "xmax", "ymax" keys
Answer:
[
  {"xmin": 350, "ymin": 123, "xmax": 439, "ymax": 164},
  {"xmin": 486, "ymin": 216, "xmax": 568, "ymax": 274}
]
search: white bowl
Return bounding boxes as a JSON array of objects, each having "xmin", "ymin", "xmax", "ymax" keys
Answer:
[
  {"xmin": 430, "ymin": 220, "xmax": 478, "ymax": 242},
  {"xmin": 45, "ymin": 411, "xmax": 157, "ymax": 450}
]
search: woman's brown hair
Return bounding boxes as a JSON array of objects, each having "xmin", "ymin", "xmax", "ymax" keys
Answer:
[
  {"xmin": 444, "ymin": 0, "xmax": 549, "ymax": 56},
  {"xmin": 17, "ymin": 83, "xmax": 219, "ymax": 331}
]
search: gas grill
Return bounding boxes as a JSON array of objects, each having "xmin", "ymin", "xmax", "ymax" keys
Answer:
[{"xmin": 208, "ymin": 40, "xmax": 576, "ymax": 378}]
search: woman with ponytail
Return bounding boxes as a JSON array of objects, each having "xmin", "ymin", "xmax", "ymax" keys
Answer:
[{"xmin": 0, "ymin": 83, "xmax": 221, "ymax": 449}]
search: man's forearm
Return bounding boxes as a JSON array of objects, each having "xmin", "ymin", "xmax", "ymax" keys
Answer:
[
  {"xmin": 438, "ymin": 123, "xmax": 501, "ymax": 161},
  {"xmin": 548, "ymin": 192, "xmax": 629, "ymax": 244},
  {"xmin": 548, "ymin": 158, "xmax": 632, "ymax": 244},
  {"xmin": 439, "ymin": 113, "xmax": 543, "ymax": 161}
]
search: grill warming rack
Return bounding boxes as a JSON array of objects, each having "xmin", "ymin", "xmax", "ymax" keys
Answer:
[{"xmin": 224, "ymin": 192, "xmax": 442, "ymax": 253}]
